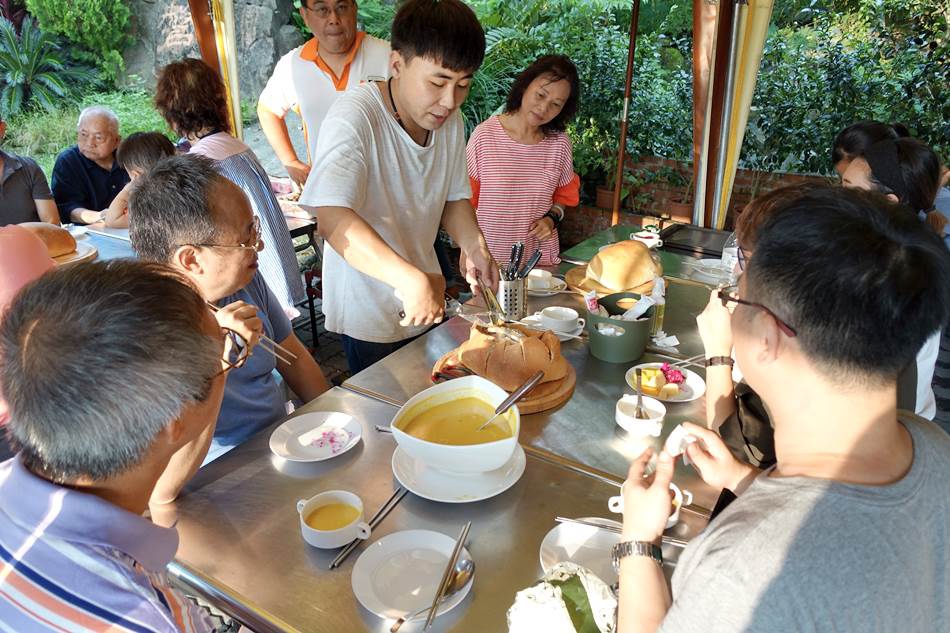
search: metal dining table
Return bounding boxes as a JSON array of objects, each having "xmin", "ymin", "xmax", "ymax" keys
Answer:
[{"xmin": 167, "ymin": 388, "xmax": 698, "ymax": 632}]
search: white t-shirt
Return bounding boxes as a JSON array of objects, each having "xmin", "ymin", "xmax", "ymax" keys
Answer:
[
  {"xmin": 299, "ymin": 83, "xmax": 471, "ymax": 343},
  {"xmin": 258, "ymin": 33, "xmax": 391, "ymax": 162}
]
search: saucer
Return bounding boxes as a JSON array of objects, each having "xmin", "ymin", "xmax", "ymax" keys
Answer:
[
  {"xmin": 392, "ymin": 444, "xmax": 526, "ymax": 503},
  {"xmin": 624, "ymin": 364, "xmax": 706, "ymax": 403},
  {"xmin": 540, "ymin": 517, "xmax": 621, "ymax": 582},
  {"xmin": 527, "ymin": 277, "xmax": 568, "ymax": 297},
  {"xmin": 519, "ymin": 314, "xmax": 584, "ymax": 342},
  {"xmin": 352, "ymin": 529, "xmax": 474, "ymax": 620},
  {"xmin": 269, "ymin": 411, "xmax": 362, "ymax": 462}
]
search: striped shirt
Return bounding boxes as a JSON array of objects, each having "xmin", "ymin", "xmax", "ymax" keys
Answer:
[
  {"xmin": 466, "ymin": 116, "xmax": 579, "ymax": 266},
  {"xmin": 0, "ymin": 457, "xmax": 213, "ymax": 632},
  {"xmin": 190, "ymin": 133, "xmax": 306, "ymax": 317}
]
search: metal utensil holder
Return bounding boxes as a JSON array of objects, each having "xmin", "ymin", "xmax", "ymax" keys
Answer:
[{"xmin": 498, "ymin": 278, "xmax": 528, "ymax": 321}]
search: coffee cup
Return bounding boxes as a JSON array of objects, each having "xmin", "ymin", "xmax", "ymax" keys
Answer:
[
  {"xmin": 297, "ymin": 490, "xmax": 371, "ymax": 549},
  {"xmin": 630, "ymin": 231, "xmax": 663, "ymax": 249},
  {"xmin": 540, "ymin": 306, "xmax": 584, "ymax": 333},
  {"xmin": 527, "ymin": 269, "xmax": 553, "ymax": 290},
  {"xmin": 608, "ymin": 481, "xmax": 693, "ymax": 529}
]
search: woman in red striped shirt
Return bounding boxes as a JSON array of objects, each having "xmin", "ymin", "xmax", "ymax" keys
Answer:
[{"xmin": 466, "ymin": 55, "xmax": 581, "ymax": 266}]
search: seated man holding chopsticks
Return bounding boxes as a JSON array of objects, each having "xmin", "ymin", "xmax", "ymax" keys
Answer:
[
  {"xmin": 130, "ymin": 155, "xmax": 330, "ymax": 498},
  {"xmin": 615, "ymin": 186, "xmax": 950, "ymax": 632}
]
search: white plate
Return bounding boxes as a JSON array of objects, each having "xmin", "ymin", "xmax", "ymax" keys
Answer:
[
  {"xmin": 527, "ymin": 277, "xmax": 568, "ymax": 297},
  {"xmin": 66, "ymin": 225, "xmax": 88, "ymax": 237},
  {"xmin": 352, "ymin": 529, "xmax": 474, "ymax": 620},
  {"xmin": 268, "ymin": 411, "xmax": 362, "ymax": 462},
  {"xmin": 624, "ymin": 363, "xmax": 706, "ymax": 403},
  {"xmin": 519, "ymin": 314, "xmax": 584, "ymax": 342},
  {"xmin": 540, "ymin": 517, "xmax": 621, "ymax": 582},
  {"xmin": 392, "ymin": 444, "xmax": 526, "ymax": 504},
  {"xmin": 53, "ymin": 241, "xmax": 98, "ymax": 267}
]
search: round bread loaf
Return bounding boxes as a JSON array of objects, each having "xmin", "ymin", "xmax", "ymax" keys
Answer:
[
  {"xmin": 586, "ymin": 240, "xmax": 659, "ymax": 292},
  {"xmin": 19, "ymin": 222, "xmax": 77, "ymax": 258},
  {"xmin": 457, "ymin": 323, "xmax": 568, "ymax": 392}
]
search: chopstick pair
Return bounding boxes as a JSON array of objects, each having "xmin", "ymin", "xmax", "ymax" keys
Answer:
[
  {"xmin": 330, "ymin": 487, "xmax": 408, "ymax": 569},
  {"xmin": 424, "ymin": 521, "xmax": 471, "ymax": 630},
  {"xmin": 553, "ymin": 516, "xmax": 687, "ymax": 548},
  {"xmin": 668, "ymin": 353, "xmax": 705, "ymax": 369},
  {"xmin": 205, "ymin": 302, "xmax": 297, "ymax": 364}
]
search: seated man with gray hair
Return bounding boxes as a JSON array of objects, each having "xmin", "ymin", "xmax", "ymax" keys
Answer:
[
  {"xmin": 51, "ymin": 105, "xmax": 130, "ymax": 225},
  {"xmin": 0, "ymin": 261, "xmax": 226, "ymax": 631}
]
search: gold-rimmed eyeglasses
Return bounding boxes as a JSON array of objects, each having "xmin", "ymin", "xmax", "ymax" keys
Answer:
[
  {"xmin": 189, "ymin": 217, "xmax": 263, "ymax": 253},
  {"xmin": 717, "ymin": 286, "xmax": 797, "ymax": 338},
  {"xmin": 302, "ymin": 0, "xmax": 354, "ymax": 19}
]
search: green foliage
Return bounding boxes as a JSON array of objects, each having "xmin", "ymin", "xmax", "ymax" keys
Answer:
[
  {"xmin": 25, "ymin": 0, "xmax": 130, "ymax": 81},
  {"xmin": 5, "ymin": 89, "xmax": 172, "ymax": 175},
  {"xmin": 0, "ymin": 17, "xmax": 95, "ymax": 118}
]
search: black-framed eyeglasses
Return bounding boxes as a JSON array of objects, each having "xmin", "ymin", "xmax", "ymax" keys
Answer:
[
  {"xmin": 209, "ymin": 326, "xmax": 250, "ymax": 381},
  {"xmin": 718, "ymin": 286, "xmax": 797, "ymax": 338},
  {"xmin": 187, "ymin": 217, "xmax": 263, "ymax": 253},
  {"xmin": 737, "ymin": 247, "xmax": 749, "ymax": 273}
]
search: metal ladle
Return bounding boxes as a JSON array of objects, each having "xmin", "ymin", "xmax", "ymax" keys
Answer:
[{"xmin": 389, "ymin": 558, "xmax": 475, "ymax": 632}]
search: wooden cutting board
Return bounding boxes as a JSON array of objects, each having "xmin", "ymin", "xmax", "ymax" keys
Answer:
[{"xmin": 432, "ymin": 350, "xmax": 576, "ymax": 414}]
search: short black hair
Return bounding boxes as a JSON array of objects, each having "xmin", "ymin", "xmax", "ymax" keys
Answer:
[
  {"xmin": 116, "ymin": 131, "xmax": 176, "ymax": 174},
  {"xmin": 745, "ymin": 185, "xmax": 950, "ymax": 382},
  {"xmin": 0, "ymin": 260, "xmax": 220, "ymax": 481},
  {"xmin": 862, "ymin": 137, "xmax": 941, "ymax": 213},
  {"xmin": 505, "ymin": 55, "xmax": 580, "ymax": 135},
  {"xmin": 390, "ymin": 0, "xmax": 485, "ymax": 73},
  {"xmin": 129, "ymin": 154, "xmax": 222, "ymax": 262},
  {"xmin": 831, "ymin": 120, "xmax": 908, "ymax": 167}
]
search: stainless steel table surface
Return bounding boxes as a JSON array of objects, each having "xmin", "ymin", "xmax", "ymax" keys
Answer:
[
  {"xmin": 78, "ymin": 231, "xmax": 136, "ymax": 261},
  {"xmin": 168, "ymin": 387, "xmax": 699, "ymax": 632}
]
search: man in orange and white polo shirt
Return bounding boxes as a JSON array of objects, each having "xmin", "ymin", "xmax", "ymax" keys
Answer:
[{"xmin": 257, "ymin": 0, "xmax": 390, "ymax": 186}]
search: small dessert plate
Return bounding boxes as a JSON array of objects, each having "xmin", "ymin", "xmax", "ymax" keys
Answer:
[{"xmin": 269, "ymin": 411, "xmax": 362, "ymax": 462}]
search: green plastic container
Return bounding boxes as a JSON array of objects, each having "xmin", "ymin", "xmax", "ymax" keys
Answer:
[{"xmin": 586, "ymin": 292, "xmax": 653, "ymax": 363}]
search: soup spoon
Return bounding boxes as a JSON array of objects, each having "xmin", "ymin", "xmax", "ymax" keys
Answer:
[{"xmin": 390, "ymin": 558, "xmax": 475, "ymax": 632}]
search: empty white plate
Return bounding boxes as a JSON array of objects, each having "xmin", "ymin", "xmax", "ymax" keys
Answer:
[
  {"xmin": 540, "ymin": 517, "xmax": 621, "ymax": 582},
  {"xmin": 268, "ymin": 411, "xmax": 362, "ymax": 462},
  {"xmin": 392, "ymin": 444, "xmax": 526, "ymax": 504},
  {"xmin": 352, "ymin": 529, "xmax": 474, "ymax": 620},
  {"xmin": 625, "ymin": 363, "xmax": 706, "ymax": 403}
]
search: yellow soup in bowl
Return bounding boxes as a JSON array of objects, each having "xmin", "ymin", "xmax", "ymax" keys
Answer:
[
  {"xmin": 306, "ymin": 503, "xmax": 360, "ymax": 531},
  {"xmin": 400, "ymin": 397, "xmax": 512, "ymax": 445}
]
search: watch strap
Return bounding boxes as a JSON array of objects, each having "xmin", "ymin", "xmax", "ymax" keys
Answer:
[
  {"xmin": 611, "ymin": 540, "xmax": 663, "ymax": 570},
  {"xmin": 705, "ymin": 355, "xmax": 734, "ymax": 368}
]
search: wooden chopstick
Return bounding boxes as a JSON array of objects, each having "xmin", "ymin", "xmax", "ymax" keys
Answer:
[
  {"xmin": 424, "ymin": 521, "xmax": 471, "ymax": 629},
  {"xmin": 329, "ymin": 487, "xmax": 408, "ymax": 569},
  {"xmin": 205, "ymin": 302, "xmax": 298, "ymax": 361}
]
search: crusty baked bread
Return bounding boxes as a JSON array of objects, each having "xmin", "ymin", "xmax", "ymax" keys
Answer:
[
  {"xmin": 19, "ymin": 222, "xmax": 77, "ymax": 258},
  {"xmin": 586, "ymin": 240, "xmax": 659, "ymax": 292},
  {"xmin": 457, "ymin": 323, "xmax": 568, "ymax": 391}
]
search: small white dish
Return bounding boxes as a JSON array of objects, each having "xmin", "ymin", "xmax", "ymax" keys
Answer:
[
  {"xmin": 352, "ymin": 529, "xmax": 474, "ymax": 620},
  {"xmin": 527, "ymin": 277, "xmax": 568, "ymax": 297},
  {"xmin": 540, "ymin": 517, "xmax": 620, "ymax": 582},
  {"xmin": 392, "ymin": 444, "xmax": 526, "ymax": 504},
  {"xmin": 297, "ymin": 490, "xmax": 370, "ymax": 549},
  {"xmin": 624, "ymin": 363, "xmax": 706, "ymax": 403},
  {"xmin": 520, "ymin": 314, "xmax": 584, "ymax": 342},
  {"xmin": 269, "ymin": 411, "xmax": 362, "ymax": 462}
]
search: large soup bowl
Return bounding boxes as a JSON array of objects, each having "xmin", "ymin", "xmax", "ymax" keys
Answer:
[{"xmin": 390, "ymin": 376, "xmax": 521, "ymax": 474}]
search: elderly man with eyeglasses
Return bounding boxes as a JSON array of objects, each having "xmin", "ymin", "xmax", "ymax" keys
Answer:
[
  {"xmin": 50, "ymin": 106, "xmax": 131, "ymax": 225},
  {"xmin": 257, "ymin": 0, "xmax": 390, "ymax": 187},
  {"xmin": 129, "ymin": 154, "xmax": 330, "ymax": 502}
]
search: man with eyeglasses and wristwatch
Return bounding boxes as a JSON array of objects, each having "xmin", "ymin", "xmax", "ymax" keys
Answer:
[
  {"xmin": 258, "ymin": 0, "xmax": 390, "ymax": 187},
  {"xmin": 614, "ymin": 185, "xmax": 950, "ymax": 632},
  {"xmin": 130, "ymin": 155, "xmax": 330, "ymax": 501},
  {"xmin": 51, "ymin": 106, "xmax": 130, "ymax": 225}
]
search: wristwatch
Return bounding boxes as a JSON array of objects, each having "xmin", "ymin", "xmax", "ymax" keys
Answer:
[
  {"xmin": 611, "ymin": 540, "xmax": 663, "ymax": 572},
  {"xmin": 705, "ymin": 356, "xmax": 734, "ymax": 368}
]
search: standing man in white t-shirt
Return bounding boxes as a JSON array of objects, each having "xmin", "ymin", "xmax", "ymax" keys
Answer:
[
  {"xmin": 257, "ymin": 0, "xmax": 390, "ymax": 186},
  {"xmin": 299, "ymin": 0, "xmax": 498, "ymax": 374}
]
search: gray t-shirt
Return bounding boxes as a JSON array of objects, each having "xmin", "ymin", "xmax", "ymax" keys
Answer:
[
  {"xmin": 660, "ymin": 414, "xmax": 949, "ymax": 632},
  {"xmin": 0, "ymin": 149, "xmax": 53, "ymax": 225}
]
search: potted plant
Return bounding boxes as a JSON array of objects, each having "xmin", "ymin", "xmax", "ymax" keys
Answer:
[{"xmin": 666, "ymin": 168, "xmax": 694, "ymax": 223}]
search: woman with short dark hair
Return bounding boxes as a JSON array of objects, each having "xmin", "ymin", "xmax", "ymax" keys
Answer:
[
  {"xmin": 466, "ymin": 55, "xmax": 581, "ymax": 266},
  {"xmin": 155, "ymin": 58, "xmax": 305, "ymax": 317}
]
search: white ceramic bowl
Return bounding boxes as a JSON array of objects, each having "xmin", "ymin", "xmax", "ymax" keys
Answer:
[
  {"xmin": 615, "ymin": 395, "xmax": 666, "ymax": 436},
  {"xmin": 390, "ymin": 376, "xmax": 520, "ymax": 474}
]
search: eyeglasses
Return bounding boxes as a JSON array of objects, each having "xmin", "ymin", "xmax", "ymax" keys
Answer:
[
  {"xmin": 303, "ymin": 0, "xmax": 354, "ymax": 18},
  {"xmin": 189, "ymin": 217, "xmax": 263, "ymax": 252},
  {"xmin": 717, "ymin": 286, "xmax": 797, "ymax": 338},
  {"xmin": 208, "ymin": 326, "xmax": 250, "ymax": 381},
  {"xmin": 737, "ymin": 247, "xmax": 748, "ymax": 272}
]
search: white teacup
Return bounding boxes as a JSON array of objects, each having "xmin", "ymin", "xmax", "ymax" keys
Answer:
[
  {"xmin": 630, "ymin": 231, "xmax": 663, "ymax": 249},
  {"xmin": 527, "ymin": 269, "xmax": 553, "ymax": 290},
  {"xmin": 540, "ymin": 306, "xmax": 584, "ymax": 333},
  {"xmin": 608, "ymin": 481, "xmax": 693, "ymax": 529},
  {"xmin": 297, "ymin": 490, "xmax": 371, "ymax": 549}
]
